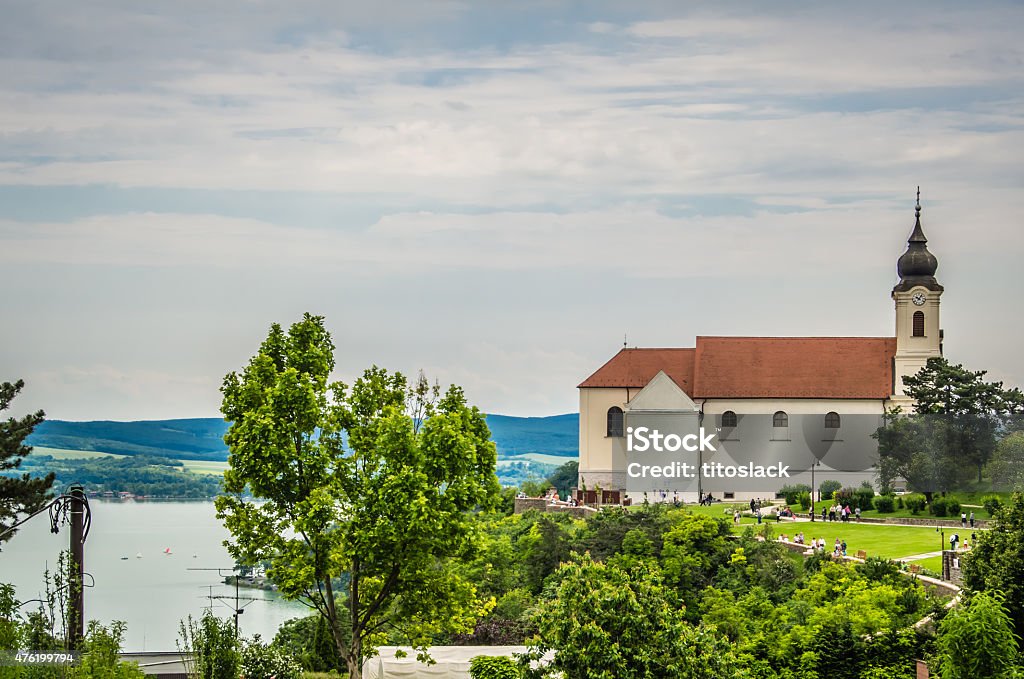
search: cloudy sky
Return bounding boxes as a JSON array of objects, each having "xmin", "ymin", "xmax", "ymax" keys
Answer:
[{"xmin": 2, "ymin": 1, "xmax": 1023, "ymax": 421}]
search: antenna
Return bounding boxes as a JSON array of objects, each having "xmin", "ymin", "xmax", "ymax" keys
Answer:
[{"xmin": 188, "ymin": 566, "xmax": 265, "ymax": 635}]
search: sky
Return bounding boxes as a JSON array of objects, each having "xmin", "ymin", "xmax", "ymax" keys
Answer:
[{"xmin": 1, "ymin": 1, "xmax": 1023, "ymax": 421}]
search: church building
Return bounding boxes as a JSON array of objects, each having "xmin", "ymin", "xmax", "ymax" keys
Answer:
[{"xmin": 576, "ymin": 196, "xmax": 943, "ymax": 500}]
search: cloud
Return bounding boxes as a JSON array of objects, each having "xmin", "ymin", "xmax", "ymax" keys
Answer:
[{"xmin": 2, "ymin": 1, "xmax": 1023, "ymax": 420}]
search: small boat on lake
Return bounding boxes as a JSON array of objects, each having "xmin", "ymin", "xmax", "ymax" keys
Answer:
[{"xmin": 136, "ymin": 553, "xmax": 142, "ymax": 559}]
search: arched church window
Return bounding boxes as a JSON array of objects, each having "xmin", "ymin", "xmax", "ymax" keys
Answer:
[
  {"xmin": 722, "ymin": 411, "xmax": 737, "ymax": 428},
  {"xmin": 825, "ymin": 412, "xmax": 841, "ymax": 429},
  {"xmin": 773, "ymin": 411, "xmax": 788, "ymax": 428},
  {"xmin": 607, "ymin": 406, "xmax": 624, "ymax": 437},
  {"xmin": 913, "ymin": 311, "xmax": 925, "ymax": 337}
]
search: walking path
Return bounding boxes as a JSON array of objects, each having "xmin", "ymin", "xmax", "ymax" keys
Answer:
[{"xmin": 896, "ymin": 550, "xmax": 943, "ymax": 562}]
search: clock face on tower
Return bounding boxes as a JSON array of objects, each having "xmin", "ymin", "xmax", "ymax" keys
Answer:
[{"xmin": 912, "ymin": 292, "xmax": 927, "ymax": 306}]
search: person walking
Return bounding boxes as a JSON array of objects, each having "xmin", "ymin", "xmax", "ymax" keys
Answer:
[
  {"xmin": 961, "ymin": 511, "xmax": 967, "ymax": 528},
  {"xmin": 969, "ymin": 511, "xmax": 975, "ymax": 528}
]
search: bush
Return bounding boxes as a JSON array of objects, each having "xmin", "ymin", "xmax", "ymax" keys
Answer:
[
  {"xmin": 240, "ymin": 636, "xmax": 302, "ymax": 679},
  {"xmin": 854, "ymin": 482, "xmax": 875, "ymax": 510},
  {"xmin": 896, "ymin": 496, "xmax": 905, "ymax": 510},
  {"xmin": 779, "ymin": 484, "xmax": 812, "ymax": 505},
  {"xmin": 797, "ymin": 491, "xmax": 812, "ymax": 512},
  {"xmin": 272, "ymin": 614, "xmax": 344, "ymax": 673},
  {"xmin": 946, "ymin": 498, "xmax": 962, "ymax": 517},
  {"xmin": 70, "ymin": 621, "xmax": 146, "ymax": 679},
  {"xmin": 873, "ymin": 495, "xmax": 896, "ymax": 513},
  {"xmin": 904, "ymin": 495, "xmax": 927, "ymax": 514},
  {"xmin": 470, "ymin": 655, "xmax": 520, "ymax": 679},
  {"xmin": 930, "ymin": 497, "xmax": 950, "ymax": 517},
  {"xmin": 982, "ymin": 495, "xmax": 1002, "ymax": 517},
  {"xmin": 819, "ymin": 480, "xmax": 842, "ymax": 502},
  {"xmin": 833, "ymin": 487, "xmax": 855, "ymax": 505},
  {"xmin": 178, "ymin": 611, "xmax": 240, "ymax": 679}
]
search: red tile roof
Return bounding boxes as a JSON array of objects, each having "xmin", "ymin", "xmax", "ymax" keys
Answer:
[
  {"xmin": 578, "ymin": 348, "xmax": 696, "ymax": 391},
  {"xmin": 579, "ymin": 337, "xmax": 896, "ymax": 399}
]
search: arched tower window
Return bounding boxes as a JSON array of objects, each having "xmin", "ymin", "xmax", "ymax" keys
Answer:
[
  {"xmin": 773, "ymin": 411, "xmax": 788, "ymax": 428},
  {"xmin": 607, "ymin": 406, "xmax": 624, "ymax": 437},
  {"xmin": 722, "ymin": 411, "xmax": 737, "ymax": 428},
  {"xmin": 825, "ymin": 412, "xmax": 841, "ymax": 429},
  {"xmin": 913, "ymin": 311, "xmax": 925, "ymax": 337}
]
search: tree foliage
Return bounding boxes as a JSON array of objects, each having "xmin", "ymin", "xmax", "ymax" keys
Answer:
[
  {"xmin": 962, "ymin": 492, "xmax": 1024, "ymax": 646},
  {"xmin": 989, "ymin": 432, "xmax": 1024, "ymax": 492},
  {"xmin": 534, "ymin": 553, "xmax": 745, "ymax": 679},
  {"xmin": 1, "ymin": 379, "xmax": 55, "ymax": 545},
  {"xmin": 215, "ymin": 314, "xmax": 500, "ymax": 678},
  {"xmin": 904, "ymin": 358, "xmax": 1024, "ymax": 484},
  {"xmin": 935, "ymin": 591, "xmax": 1021, "ymax": 679}
]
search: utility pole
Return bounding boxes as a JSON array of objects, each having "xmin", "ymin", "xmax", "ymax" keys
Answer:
[{"xmin": 68, "ymin": 485, "xmax": 86, "ymax": 649}]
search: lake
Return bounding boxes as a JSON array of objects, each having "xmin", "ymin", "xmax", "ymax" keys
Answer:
[{"xmin": 0, "ymin": 501, "xmax": 308, "ymax": 651}]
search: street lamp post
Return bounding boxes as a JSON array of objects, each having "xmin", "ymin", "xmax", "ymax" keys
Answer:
[{"xmin": 810, "ymin": 459, "xmax": 820, "ymax": 522}]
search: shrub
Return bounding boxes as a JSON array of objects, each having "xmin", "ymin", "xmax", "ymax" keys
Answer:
[
  {"xmin": 178, "ymin": 611, "xmax": 240, "ymax": 679},
  {"xmin": 70, "ymin": 621, "xmax": 146, "ymax": 679},
  {"xmin": 873, "ymin": 495, "xmax": 896, "ymax": 513},
  {"xmin": 240, "ymin": 636, "xmax": 302, "ymax": 679},
  {"xmin": 982, "ymin": 495, "xmax": 1002, "ymax": 517},
  {"xmin": 904, "ymin": 495, "xmax": 926, "ymax": 514},
  {"xmin": 930, "ymin": 497, "xmax": 949, "ymax": 517},
  {"xmin": 946, "ymin": 498, "xmax": 962, "ymax": 517},
  {"xmin": 469, "ymin": 655, "xmax": 520, "ymax": 679},
  {"xmin": 779, "ymin": 484, "xmax": 812, "ymax": 505},
  {"xmin": 896, "ymin": 496, "xmax": 905, "ymax": 510},
  {"xmin": 797, "ymin": 491, "xmax": 812, "ymax": 511},
  {"xmin": 833, "ymin": 487, "xmax": 855, "ymax": 505},
  {"xmin": 819, "ymin": 480, "xmax": 842, "ymax": 502},
  {"xmin": 854, "ymin": 482, "xmax": 875, "ymax": 510}
]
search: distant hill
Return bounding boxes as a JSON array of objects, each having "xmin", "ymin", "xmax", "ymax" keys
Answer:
[{"xmin": 27, "ymin": 413, "xmax": 579, "ymax": 462}]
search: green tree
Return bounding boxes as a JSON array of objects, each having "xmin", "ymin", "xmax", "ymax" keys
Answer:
[
  {"xmin": 819, "ymin": 479, "xmax": 842, "ymax": 501},
  {"xmin": 961, "ymin": 492, "xmax": 1024, "ymax": 645},
  {"xmin": 935, "ymin": 591, "xmax": 1021, "ymax": 679},
  {"xmin": 989, "ymin": 431, "xmax": 1024, "ymax": 492},
  {"xmin": 545, "ymin": 461, "xmax": 578, "ymax": 499},
  {"xmin": 215, "ymin": 314, "xmax": 500, "ymax": 679},
  {"xmin": 535, "ymin": 553, "xmax": 745, "ymax": 679},
  {"xmin": 903, "ymin": 357, "xmax": 1024, "ymax": 483},
  {"xmin": 1, "ymin": 380, "xmax": 55, "ymax": 545}
]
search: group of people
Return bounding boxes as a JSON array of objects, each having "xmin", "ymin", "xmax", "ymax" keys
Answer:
[
  {"xmin": 820, "ymin": 503, "xmax": 860, "ymax": 522},
  {"xmin": 783, "ymin": 533, "xmax": 847, "ymax": 556},
  {"xmin": 960, "ymin": 511, "xmax": 976, "ymax": 528}
]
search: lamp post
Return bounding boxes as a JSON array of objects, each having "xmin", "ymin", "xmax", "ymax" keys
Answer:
[{"xmin": 810, "ymin": 459, "xmax": 820, "ymax": 522}]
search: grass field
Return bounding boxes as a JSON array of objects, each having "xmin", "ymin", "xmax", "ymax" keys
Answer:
[
  {"xmin": 731, "ymin": 520, "xmax": 968, "ymax": 560},
  {"xmin": 912, "ymin": 555, "xmax": 943, "ymax": 573},
  {"xmin": 181, "ymin": 460, "xmax": 230, "ymax": 476},
  {"xmin": 653, "ymin": 503, "xmax": 960, "ymax": 560},
  {"xmin": 31, "ymin": 446, "xmax": 127, "ymax": 460},
  {"xmin": 497, "ymin": 453, "xmax": 575, "ymax": 466}
]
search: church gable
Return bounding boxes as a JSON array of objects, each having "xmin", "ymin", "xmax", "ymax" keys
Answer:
[{"xmin": 625, "ymin": 370, "xmax": 697, "ymax": 412}]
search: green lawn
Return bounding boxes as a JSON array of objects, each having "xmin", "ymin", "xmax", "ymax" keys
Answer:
[
  {"xmin": 31, "ymin": 446, "xmax": 128, "ymax": 460},
  {"xmin": 729, "ymin": 519, "xmax": 969, "ymax": 560},
  {"xmin": 180, "ymin": 460, "xmax": 230, "ymax": 476},
  {"xmin": 670, "ymin": 503, "xmax": 957, "ymax": 559},
  {"xmin": 909, "ymin": 555, "xmax": 943, "ymax": 574}
]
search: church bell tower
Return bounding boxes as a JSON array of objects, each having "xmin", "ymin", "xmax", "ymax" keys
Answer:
[{"xmin": 892, "ymin": 189, "xmax": 943, "ymax": 398}]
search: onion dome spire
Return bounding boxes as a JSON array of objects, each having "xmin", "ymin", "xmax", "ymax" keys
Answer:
[{"xmin": 894, "ymin": 187, "xmax": 942, "ymax": 292}]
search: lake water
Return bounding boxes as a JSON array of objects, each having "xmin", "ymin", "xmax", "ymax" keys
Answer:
[{"xmin": 0, "ymin": 501, "xmax": 308, "ymax": 651}]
